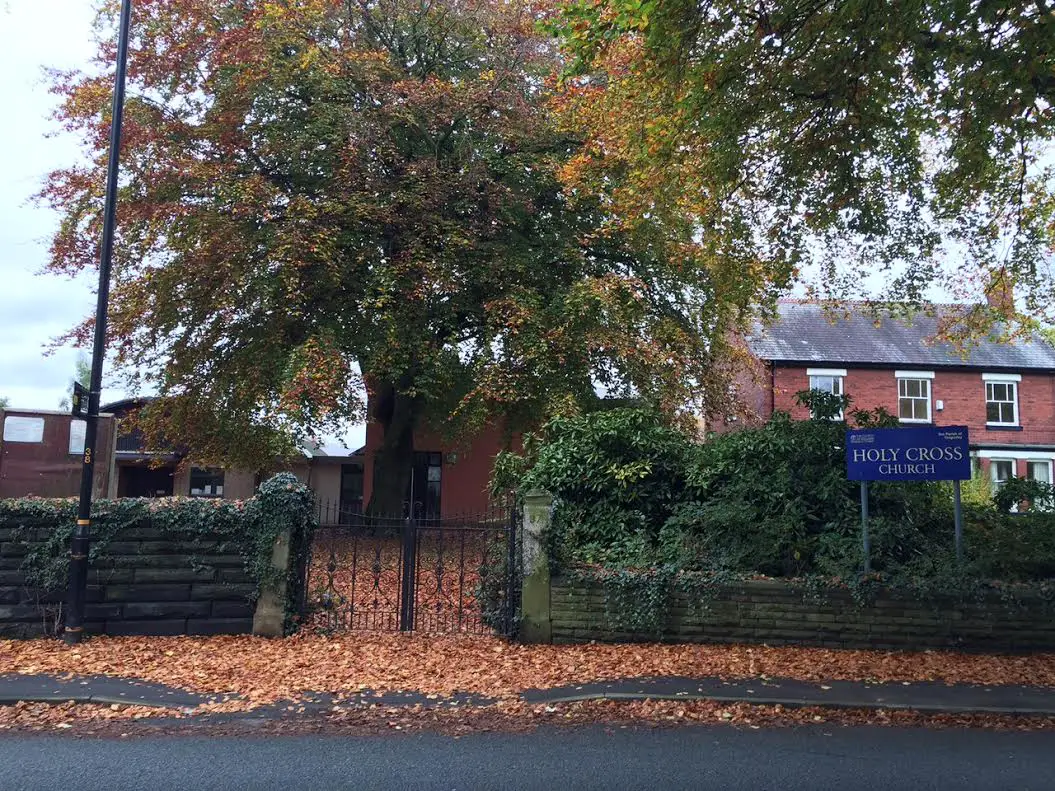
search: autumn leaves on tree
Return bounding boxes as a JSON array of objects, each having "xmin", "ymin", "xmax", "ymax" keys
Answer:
[
  {"xmin": 549, "ymin": 0, "xmax": 1055, "ymax": 329},
  {"xmin": 40, "ymin": 0, "xmax": 1055, "ymax": 513},
  {"xmin": 41, "ymin": 0, "xmax": 734, "ymax": 512}
]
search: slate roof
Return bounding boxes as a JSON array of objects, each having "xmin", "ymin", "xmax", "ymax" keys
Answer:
[{"xmin": 747, "ymin": 302, "xmax": 1055, "ymax": 371}]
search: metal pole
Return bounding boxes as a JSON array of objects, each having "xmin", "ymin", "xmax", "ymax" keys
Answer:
[
  {"xmin": 504, "ymin": 503, "xmax": 518, "ymax": 636},
  {"xmin": 64, "ymin": 0, "xmax": 134, "ymax": 645},
  {"xmin": 953, "ymin": 478, "xmax": 964, "ymax": 563},
  {"xmin": 399, "ymin": 516, "xmax": 417, "ymax": 631},
  {"xmin": 861, "ymin": 481, "xmax": 871, "ymax": 573}
]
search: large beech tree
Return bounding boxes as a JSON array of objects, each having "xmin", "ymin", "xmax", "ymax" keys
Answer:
[
  {"xmin": 548, "ymin": 0, "xmax": 1055, "ymax": 333},
  {"xmin": 43, "ymin": 0, "xmax": 737, "ymax": 513}
]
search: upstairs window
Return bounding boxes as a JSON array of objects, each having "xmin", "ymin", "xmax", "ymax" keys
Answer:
[
  {"xmin": 806, "ymin": 368, "xmax": 845, "ymax": 420},
  {"xmin": 983, "ymin": 373, "xmax": 1020, "ymax": 426},
  {"xmin": 896, "ymin": 371, "xmax": 933, "ymax": 423}
]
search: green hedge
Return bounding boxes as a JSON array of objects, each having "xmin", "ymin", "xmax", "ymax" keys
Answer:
[
  {"xmin": 1, "ymin": 473, "xmax": 316, "ymax": 634},
  {"xmin": 498, "ymin": 401, "xmax": 1055, "ymax": 592}
]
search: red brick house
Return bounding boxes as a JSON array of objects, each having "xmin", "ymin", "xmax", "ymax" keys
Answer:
[
  {"xmin": 361, "ymin": 419, "xmax": 520, "ymax": 517},
  {"xmin": 738, "ymin": 301, "xmax": 1055, "ymax": 489}
]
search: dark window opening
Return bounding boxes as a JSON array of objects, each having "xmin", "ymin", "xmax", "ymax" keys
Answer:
[
  {"xmin": 118, "ymin": 465, "xmax": 175, "ymax": 498},
  {"xmin": 408, "ymin": 452, "xmax": 442, "ymax": 519},
  {"xmin": 189, "ymin": 467, "xmax": 225, "ymax": 498},
  {"xmin": 339, "ymin": 463, "xmax": 364, "ymax": 524}
]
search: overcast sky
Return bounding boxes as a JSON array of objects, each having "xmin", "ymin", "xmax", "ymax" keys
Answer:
[
  {"xmin": 0, "ymin": 2, "xmax": 364, "ymax": 452},
  {"xmin": 0, "ymin": 1, "xmax": 102, "ymax": 412}
]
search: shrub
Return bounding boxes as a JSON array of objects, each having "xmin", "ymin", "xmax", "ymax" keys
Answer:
[
  {"xmin": 962, "ymin": 508, "xmax": 1055, "ymax": 581},
  {"xmin": 492, "ymin": 408, "xmax": 696, "ymax": 568},
  {"xmin": 665, "ymin": 393, "xmax": 949, "ymax": 577},
  {"xmin": 992, "ymin": 476, "xmax": 1055, "ymax": 515},
  {"xmin": 502, "ymin": 394, "xmax": 1055, "ymax": 590}
]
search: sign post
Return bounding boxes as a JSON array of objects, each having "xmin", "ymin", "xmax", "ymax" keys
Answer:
[
  {"xmin": 846, "ymin": 425, "xmax": 971, "ymax": 571},
  {"xmin": 860, "ymin": 481, "xmax": 870, "ymax": 573},
  {"xmin": 953, "ymin": 479, "xmax": 964, "ymax": 561}
]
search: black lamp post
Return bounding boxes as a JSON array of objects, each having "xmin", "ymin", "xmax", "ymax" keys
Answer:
[{"xmin": 64, "ymin": 0, "xmax": 134, "ymax": 645}]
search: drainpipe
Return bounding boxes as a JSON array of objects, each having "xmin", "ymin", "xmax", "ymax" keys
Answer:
[{"xmin": 769, "ymin": 362, "xmax": 776, "ymax": 418}]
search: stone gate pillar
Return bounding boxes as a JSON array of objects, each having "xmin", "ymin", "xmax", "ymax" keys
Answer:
[
  {"xmin": 519, "ymin": 489, "xmax": 553, "ymax": 643},
  {"xmin": 252, "ymin": 529, "xmax": 291, "ymax": 638}
]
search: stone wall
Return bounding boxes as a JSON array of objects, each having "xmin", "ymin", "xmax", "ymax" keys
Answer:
[
  {"xmin": 550, "ymin": 578, "xmax": 1055, "ymax": 651},
  {"xmin": 0, "ymin": 523, "xmax": 256, "ymax": 638}
]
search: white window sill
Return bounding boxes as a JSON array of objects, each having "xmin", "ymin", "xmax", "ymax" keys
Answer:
[{"xmin": 986, "ymin": 422, "xmax": 1020, "ymax": 427}]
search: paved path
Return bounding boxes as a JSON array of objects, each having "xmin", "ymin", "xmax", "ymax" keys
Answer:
[
  {"xmin": 0, "ymin": 674, "xmax": 223, "ymax": 709},
  {"xmin": 523, "ymin": 676, "xmax": 1055, "ymax": 715},
  {"xmin": 4, "ymin": 673, "xmax": 1055, "ymax": 715},
  {"xmin": 3, "ymin": 725, "xmax": 1055, "ymax": 790}
]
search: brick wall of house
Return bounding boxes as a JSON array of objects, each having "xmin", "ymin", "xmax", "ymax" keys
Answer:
[
  {"xmin": 772, "ymin": 366, "xmax": 1055, "ymax": 444},
  {"xmin": 363, "ymin": 420, "xmax": 521, "ymax": 516},
  {"xmin": 0, "ymin": 410, "xmax": 117, "ymax": 499},
  {"xmin": 767, "ymin": 366, "xmax": 1055, "ymax": 475}
]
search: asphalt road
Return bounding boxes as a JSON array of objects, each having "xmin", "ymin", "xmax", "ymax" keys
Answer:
[{"xmin": 2, "ymin": 725, "xmax": 1054, "ymax": 791}]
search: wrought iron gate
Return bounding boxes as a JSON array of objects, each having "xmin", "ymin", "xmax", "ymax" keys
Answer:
[{"xmin": 302, "ymin": 502, "xmax": 520, "ymax": 635}]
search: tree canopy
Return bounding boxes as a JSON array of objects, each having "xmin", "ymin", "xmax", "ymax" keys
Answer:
[
  {"xmin": 547, "ymin": 0, "xmax": 1055, "ymax": 333},
  {"xmin": 43, "ymin": 0, "xmax": 1054, "ymax": 512},
  {"xmin": 41, "ymin": 0, "xmax": 735, "ymax": 512}
]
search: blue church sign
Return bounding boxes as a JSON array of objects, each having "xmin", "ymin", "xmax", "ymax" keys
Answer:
[{"xmin": 846, "ymin": 426, "xmax": 971, "ymax": 482}]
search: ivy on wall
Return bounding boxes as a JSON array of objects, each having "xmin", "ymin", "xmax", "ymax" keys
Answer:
[
  {"xmin": 567, "ymin": 566, "xmax": 744, "ymax": 638},
  {"xmin": 1, "ymin": 473, "xmax": 316, "ymax": 635}
]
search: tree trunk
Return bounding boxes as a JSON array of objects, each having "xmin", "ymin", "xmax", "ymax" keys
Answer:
[{"xmin": 366, "ymin": 382, "xmax": 421, "ymax": 517}]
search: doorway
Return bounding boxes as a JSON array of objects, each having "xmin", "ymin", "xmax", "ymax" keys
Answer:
[
  {"xmin": 408, "ymin": 452, "xmax": 442, "ymax": 518},
  {"xmin": 339, "ymin": 463, "xmax": 364, "ymax": 523}
]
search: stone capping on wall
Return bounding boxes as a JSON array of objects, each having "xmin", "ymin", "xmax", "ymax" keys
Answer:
[
  {"xmin": 0, "ymin": 523, "xmax": 256, "ymax": 638},
  {"xmin": 549, "ymin": 577, "xmax": 1055, "ymax": 652}
]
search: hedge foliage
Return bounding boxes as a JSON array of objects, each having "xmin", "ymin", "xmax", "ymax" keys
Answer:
[
  {"xmin": 496, "ymin": 398, "xmax": 1055, "ymax": 590},
  {"xmin": 1, "ymin": 473, "xmax": 316, "ymax": 634}
]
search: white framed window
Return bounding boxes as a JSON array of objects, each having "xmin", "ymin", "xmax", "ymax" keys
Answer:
[
  {"xmin": 977, "ymin": 451, "xmax": 1055, "ymax": 509},
  {"xmin": 807, "ymin": 368, "xmax": 846, "ymax": 419},
  {"xmin": 1027, "ymin": 460, "xmax": 1054, "ymax": 510},
  {"xmin": 983, "ymin": 373, "xmax": 1021, "ymax": 426},
  {"xmin": 1027, "ymin": 460, "xmax": 1052, "ymax": 485},
  {"xmin": 990, "ymin": 459, "xmax": 1015, "ymax": 491},
  {"xmin": 895, "ymin": 372, "xmax": 933, "ymax": 423}
]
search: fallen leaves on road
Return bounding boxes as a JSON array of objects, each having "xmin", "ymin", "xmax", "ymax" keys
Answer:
[
  {"xmin": 1, "ymin": 698, "xmax": 1052, "ymax": 737},
  {"xmin": 3, "ymin": 632, "xmax": 1054, "ymax": 709},
  {"xmin": 0, "ymin": 700, "xmax": 177, "ymax": 734}
]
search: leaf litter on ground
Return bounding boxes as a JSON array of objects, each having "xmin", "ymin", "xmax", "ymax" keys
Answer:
[{"xmin": 3, "ymin": 632, "xmax": 1055, "ymax": 712}]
